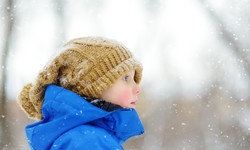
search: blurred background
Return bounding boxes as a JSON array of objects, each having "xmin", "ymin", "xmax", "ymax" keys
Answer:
[{"xmin": 1, "ymin": 0, "xmax": 250, "ymax": 149}]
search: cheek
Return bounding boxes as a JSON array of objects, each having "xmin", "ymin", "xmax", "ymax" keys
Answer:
[{"xmin": 117, "ymin": 89, "xmax": 132, "ymax": 103}]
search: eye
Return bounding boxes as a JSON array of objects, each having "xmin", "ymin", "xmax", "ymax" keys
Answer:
[{"xmin": 122, "ymin": 75, "xmax": 129, "ymax": 81}]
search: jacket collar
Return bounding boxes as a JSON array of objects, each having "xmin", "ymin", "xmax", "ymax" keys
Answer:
[{"xmin": 82, "ymin": 96, "xmax": 122, "ymax": 112}]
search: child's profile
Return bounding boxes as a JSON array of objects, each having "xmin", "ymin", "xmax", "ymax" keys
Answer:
[{"xmin": 17, "ymin": 37, "xmax": 144, "ymax": 150}]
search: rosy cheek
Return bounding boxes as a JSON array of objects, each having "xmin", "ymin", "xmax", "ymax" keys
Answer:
[{"xmin": 117, "ymin": 89, "xmax": 132, "ymax": 104}]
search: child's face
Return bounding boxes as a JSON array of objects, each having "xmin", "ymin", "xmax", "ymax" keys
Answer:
[{"xmin": 99, "ymin": 70, "xmax": 141, "ymax": 108}]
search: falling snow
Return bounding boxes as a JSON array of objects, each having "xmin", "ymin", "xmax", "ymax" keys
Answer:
[{"xmin": 1, "ymin": 0, "xmax": 250, "ymax": 150}]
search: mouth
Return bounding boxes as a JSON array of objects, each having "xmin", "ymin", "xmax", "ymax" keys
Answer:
[{"xmin": 130, "ymin": 100, "xmax": 138, "ymax": 106}]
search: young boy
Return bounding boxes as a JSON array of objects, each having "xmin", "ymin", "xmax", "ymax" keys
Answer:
[{"xmin": 17, "ymin": 37, "xmax": 144, "ymax": 150}]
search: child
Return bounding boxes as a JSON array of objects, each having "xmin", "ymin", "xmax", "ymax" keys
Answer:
[{"xmin": 17, "ymin": 37, "xmax": 144, "ymax": 150}]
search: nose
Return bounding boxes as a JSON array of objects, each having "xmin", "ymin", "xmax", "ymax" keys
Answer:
[{"xmin": 134, "ymin": 84, "xmax": 141, "ymax": 94}]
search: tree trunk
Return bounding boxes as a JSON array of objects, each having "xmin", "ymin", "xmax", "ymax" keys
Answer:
[{"xmin": 0, "ymin": 0, "xmax": 14, "ymax": 149}]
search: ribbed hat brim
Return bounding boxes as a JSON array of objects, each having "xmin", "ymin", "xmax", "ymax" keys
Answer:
[{"xmin": 83, "ymin": 58, "xmax": 142, "ymax": 98}]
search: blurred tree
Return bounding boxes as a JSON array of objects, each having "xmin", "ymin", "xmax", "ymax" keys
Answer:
[
  {"xmin": 199, "ymin": 1, "xmax": 250, "ymax": 147},
  {"xmin": 0, "ymin": 0, "xmax": 14, "ymax": 148},
  {"xmin": 199, "ymin": 0, "xmax": 250, "ymax": 79}
]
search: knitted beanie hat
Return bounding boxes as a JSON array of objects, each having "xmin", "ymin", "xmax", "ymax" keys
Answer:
[{"xmin": 17, "ymin": 37, "xmax": 142, "ymax": 120}]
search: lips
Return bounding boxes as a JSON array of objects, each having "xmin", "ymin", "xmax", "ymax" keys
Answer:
[{"xmin": 131, "ymin": 99, "xmax": 138, "ymax": 105}]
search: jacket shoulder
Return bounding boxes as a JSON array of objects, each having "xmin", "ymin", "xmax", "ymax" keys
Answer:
[{"xmin": 50, "ymin": 124, "xmax": 123, "ymax": 150}]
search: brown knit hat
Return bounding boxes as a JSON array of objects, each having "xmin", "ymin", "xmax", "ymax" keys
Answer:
[{"xmin": 17, "ymin": 37, "xmax": 142, "ymax": 120}]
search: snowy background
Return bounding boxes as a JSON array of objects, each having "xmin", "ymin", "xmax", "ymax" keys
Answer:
[{"xmin": 1, "ymin": 0, "xmax": 250, "ymax": 149}]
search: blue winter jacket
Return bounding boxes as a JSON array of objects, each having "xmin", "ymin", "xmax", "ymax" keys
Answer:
[{"xmin": 25, "ymin": 84, "xmax": 144, "ymax": 150}]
